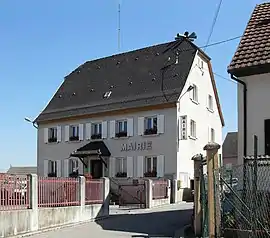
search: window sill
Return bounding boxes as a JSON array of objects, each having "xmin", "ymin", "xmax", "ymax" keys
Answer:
[
  {"xmin": 189, "ymin": 136, "xmax": 197, "ymax": 140},
  {"xmin": 190, "ymin": 98, "xmax": 199, "ymax": 105},
  {"xmin": 114, "ymin": 136, "xmax": 129, "ymax": 140},
  {"xmin": 207, "ymin": 107, "xmax": 214, "ymax": 113},
  {"xmin": 142, "ymin": 133, "xmax": 159, "ymax": 137}
]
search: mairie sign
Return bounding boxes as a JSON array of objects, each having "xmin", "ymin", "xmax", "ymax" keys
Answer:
[{"xmin": 121, "ymin": 141, "xmax": 152, "ymax": 152}]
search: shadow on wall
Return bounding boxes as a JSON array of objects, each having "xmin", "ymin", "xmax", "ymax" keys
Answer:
[{"xmin": 95, "ymin": 209, "xmax": 192, "ymax": 237}]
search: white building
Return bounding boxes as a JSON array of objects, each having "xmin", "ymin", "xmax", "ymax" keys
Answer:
[
  {"xmin": 228, "ymin": 2, "xmax": 270, "ymax": 163},
  {"xmin": 35, "ymin": 36, "xmax": 224, "ymax": 187}
]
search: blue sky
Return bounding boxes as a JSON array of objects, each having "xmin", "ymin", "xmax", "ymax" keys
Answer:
[{"xmin": 0, "ymin": 0, "xmax": 265, "ymax": 171}]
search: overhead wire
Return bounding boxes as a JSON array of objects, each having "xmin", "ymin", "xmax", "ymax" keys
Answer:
[{"xmin": 203, "ymin": 0, "xmax": 224, "ymax": 51}]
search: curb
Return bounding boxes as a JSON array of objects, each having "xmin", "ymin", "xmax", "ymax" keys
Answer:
[{"xmin": 8, "ymin": 216, "xmax": 110, "ymax": 238}]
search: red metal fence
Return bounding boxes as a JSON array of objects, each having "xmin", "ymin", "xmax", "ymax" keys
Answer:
[
  {"xmin": 152, "ymin": 179, "xmax": 169, "ymax": 200},
  {"xmin": 38, "ymin": 177, "xmax": 80, "ymax": 207},
  {"xmin": 0, "ymin": 175, "xmax": 30, "ymax": 210},
  {"xmin": 85, "ymin": 179, "xmax": 103, "ymax": 205}
]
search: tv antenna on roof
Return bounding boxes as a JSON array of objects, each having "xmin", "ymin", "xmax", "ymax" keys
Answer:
[{"xmin": 118, "ymin": 1, "xmax": 121, "ymax": 52}]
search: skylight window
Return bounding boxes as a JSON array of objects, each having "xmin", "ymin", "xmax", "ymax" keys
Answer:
[{"xmin": 103, "ymin": 91, "xmax": 112, "ymax": 99}]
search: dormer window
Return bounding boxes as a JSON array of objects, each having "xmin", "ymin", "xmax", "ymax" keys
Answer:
[{"xmin": 103, "ymin": 91, "xmax": 112, "ymax": 99}]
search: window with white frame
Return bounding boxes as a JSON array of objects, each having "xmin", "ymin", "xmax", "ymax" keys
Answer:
[
  {"xmin": 144, "ymin": 116, "xmax": 157, "ymax": 135},
  {"xmin": 191, "ymin": 84, "xmax": 198, "ymax": 102},
  {"xmin": 144, "ymin": 156, "xmax": 157, "ymax": 177},
  {"xmin": 48, "ymin": 127, "xmax": 57, "ymax": 143},
  {"xmin": 190, "ymin": 120, "xmax": 196, "ymax": 138},
  {"xmin": 69, "ymin": 159, "xmax": 79, "ymax": 176},
  {"xmin": 48, "ymin": 160, "xmax": 57, "ymax": 177},
  {"xmin": 116, "ymin": 120, "xmax": 127, "ymax": 137},
  {"xmin": 208, "ymin": 95, "xmax": 213, "ymax": 111},
  {"xmin": 115, "ymin": 158, "xmax": 127, "ymax": 177},
  {"xmin": 70, "ymin": 125, "xmax": 79, "ymax": 141},
  {"xmin": 91, "ymin": 123, "xmax": 102, "ymax": 139},
  {"xmin": 211, "ymin": 128, "xmax": 215, "ymax": 142}
]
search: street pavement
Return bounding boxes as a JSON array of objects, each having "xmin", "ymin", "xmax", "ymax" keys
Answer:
[{"xmin": 29, "ymin": 203, "xmax": 193, "ymax": 238}]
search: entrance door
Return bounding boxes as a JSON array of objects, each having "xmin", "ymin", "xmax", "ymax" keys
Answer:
[
  {"xmin": 91, "ymin": 160, "xmax": 103, "ymax": 179},
  {"xmin": 265, "ymin": 119, "xmax": 270, "ymax": 155}
]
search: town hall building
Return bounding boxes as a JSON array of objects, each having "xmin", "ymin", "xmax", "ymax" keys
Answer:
[{"xmin": 35, "ymin": 34, "xmax": 224, "ymax": 187}]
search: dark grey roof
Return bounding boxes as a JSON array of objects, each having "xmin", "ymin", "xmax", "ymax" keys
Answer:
[
  {"xmin": 7, "ymin": 166, "xmax": 37, "ymax": 175},
  {"xmin": 35, "ymin": 38, "xmax": 199, "ymax": 123},
  {"xmin": 71, "ymin": 141, "xmax": 111, "ymax": 157},
  {"xmin": 222, "ymin": 132, "xmax": 238, "ymax": 158}
]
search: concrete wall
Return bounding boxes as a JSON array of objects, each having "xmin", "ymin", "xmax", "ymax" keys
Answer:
[
  {"xmin": 237, "ymin": 73, "xmax": 270, "ymax": 163},
  {"xmin": 177, "ymin": 53, "xmax": 223, "ymax": 180},
  {"xmin": 0, "ymin": 175, "xmax": 110, "ymax": 238}
]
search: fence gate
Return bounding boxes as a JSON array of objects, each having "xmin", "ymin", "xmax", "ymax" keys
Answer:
[
  {"xmin": 111, "ymin": 178, "xmax": 146, "ymax": 209},
  {"xmin": 216, "ymin": 136, "xmax": 270, "ymax": 238}
]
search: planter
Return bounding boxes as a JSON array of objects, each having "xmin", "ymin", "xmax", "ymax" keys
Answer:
[
  {"xmin": 144, "ymin": 128, "xmax": 157, "ymax": 135},
  {"xmin": 91, "ymin": 134, "xmax": 101, "ymax": 139},
  {"xmin": 48, "ymin": 137, "xmax": 57, "ymax": 143},
  {"xmin": 144, "ymin": 171, "xmax": 157, "ymax": 177},
  {"xmin": 115, "ymin": 172, "xmax": 127, "ymax": 177},
  {"xmin": 116, "ymin": 132, "xmax": 127, "ymax": 138},
  {"xmin": 48, "ymin": 173, "xmax": 57, "ymax": 177},
  {"xmin": 69, "ymin": 136, "xmax": 79, "ymax": 141}
]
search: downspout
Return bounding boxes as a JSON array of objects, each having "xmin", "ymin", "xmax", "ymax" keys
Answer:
[{"xmin": 230, "ymin": 74, "xmax": 247, "ymax": 157}]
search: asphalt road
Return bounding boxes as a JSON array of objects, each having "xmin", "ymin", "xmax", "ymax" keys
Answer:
[{"xmin": 30, "ymin": 203, "xmax": 193, "ymax": 238}]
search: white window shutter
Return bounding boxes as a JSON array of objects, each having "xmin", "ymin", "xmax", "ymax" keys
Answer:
[
  {"xmin": 138, "ymin": 117, "xmax": 144, "ymax": 136},
  {"xmin": 57, "ymin": 126, "xmax": 61, "ymax": 142},
  {"xmin": 86, "ymin": 123, "xmax": 91, "ymax": 140},
  {"xmin": 63, "ymin": 159, "xmax": 69, "ymax": 177},
  {"xmin": 127, "ymin": 156, "xmax": 133, "ymax": 177},
  {"xmin": 79, "ymin": 124, "xmax": 84, "ymax": 141},
  {"xmin": 137, "ymin": 156, "xmax": 144, "ymax": 177},
  {"xmin": 56, "ymin": 160, "xmax": 62, "ymax": 177},
  {"xmin": 157, "ymin": 114, "xmax": 165, "ymax": 134},
  {"xmin": 157, "ymin": 155, "xmax": 165, "ymax": 177},
  {"xmin": 44, "ymin": 160, "xmax": 48, "ymax": 176},
  {"xmin": 127, "ymin": 118, "xmax": 133, "ymax": 137},
  {"xmin": 109, "ymin": 158, "xmax": 116, "ymax": 177},
  {"xmin": 102, "ymin": 121, "xmax": 107, "ymax": 139},
  {"xmin": 110, "ymin": 120, "xmax": 115, "ymax": 138},
  {"xmin": 44, "ymin": 128, "xmax": 48, "ymax": 143},
  {"xmin": 65, "ymin": 125, "xmax": 69, "ymax": 142}
]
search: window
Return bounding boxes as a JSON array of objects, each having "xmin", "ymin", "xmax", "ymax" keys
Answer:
[
  {"xmin": 144, "ymin": 156, "xmax": 157, "ymax": 177},
  {"xmin": 211, "ymin": 128, "xmax": 215, "ymax": 142},
  {"xmin": 48, "ymin": 160, "xmax": 57, "ymax": 177},
  {"xmin": 115, "ymin": 158, "xmax": 127, "ymax": 177},
  {"xmin": 48, "ymin": 127, "xmax": 57, "ymax": 143},
  {"xmin": 144, "ymin": 116, "xmax": 157, "ymax": 135},
  {"xmin": 116, "ymin": 120, "xmax": 127, "ymax": 137},
  {"xmin": 208, "ymin": 95, "xmax": 213, "ymax": 111},
  {"xmin": 192, "ymin": 84, "xmax": 198, "ymax": 102},
  {"xmin": 190, "ymin": 120, "xmax": 196, "ymax": 138},
  {"xmin": 70, "ymin": 125, "xmax": 79, "ymax": 141},
  {"xmin": 69, "ymin": 159, "xmax": 78, "ymax": 177},
  {"xmin": 91, "ymin": 123, "xmax": 102, "ymax": 139}
]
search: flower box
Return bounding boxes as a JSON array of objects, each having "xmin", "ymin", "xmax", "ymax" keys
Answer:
[
  {"xmin": 144, "ymin": 128, "xmax": 157, "ymax": 135},
  {"xmin": 48, "ymin": 137, "xmax": 57, "ymax": 143},
  {"xmin": 91, "ymin": 134, "xmax": 102, "ymax": 139},
  {"xmin": 69, "ymin": 136, "xmax": 79, "ymax": 141},
  {"xmin": 116, "ymin": 132, "xmax": 127, "ymax": 138}
]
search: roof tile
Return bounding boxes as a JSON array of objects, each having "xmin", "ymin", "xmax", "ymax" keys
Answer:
[{"xmin": 228, "ymin": 2, "xmax": 270, "ymax": 76}]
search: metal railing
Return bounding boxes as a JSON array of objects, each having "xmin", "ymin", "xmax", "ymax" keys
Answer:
[
  {"xmin": 152, "ymin": 179, "xmax": 168, "ymax": 200},
  {"xmin": 0, "ymin": 174, "xmax": 30, "ymax": 210},
  {"xmin": 38, "ymin": 177, "xmax": 80, "ymax": 207},
  {"xmin": 85, "ymin": 179, "xmax": 103, "ymax": 205}
]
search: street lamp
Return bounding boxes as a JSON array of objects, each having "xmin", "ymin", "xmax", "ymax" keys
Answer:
[{"xmin": 24, "ymin": 117, "xmax": 38, "ymax": 129}]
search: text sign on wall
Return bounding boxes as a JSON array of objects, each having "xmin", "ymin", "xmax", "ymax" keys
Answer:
[
  {"xmin": 121, "ymin": 141, "xmax": 152, "ymax": 152},
  {"xmin": 180, "ymin": 115, "xmax": 187, "ymax": 140}
]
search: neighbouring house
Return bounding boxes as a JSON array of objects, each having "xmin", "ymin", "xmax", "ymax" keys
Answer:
[
  {"xmin": 6, "ymin": 166, "xmax": 37, "ymax": 175},
  {"xmin": 34, "ymin": 34, "xmax": 224, "ymax": 187},
  {"xmin": 228, "ymin": 2, "xmax": 270, "ymax": 163},
  {"xmin": 222, "ymin": 132, "xmax": 238, "ymax": 168}
]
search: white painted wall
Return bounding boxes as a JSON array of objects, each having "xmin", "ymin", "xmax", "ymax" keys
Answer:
[
  {"xmin": 177, "ymin": 53, "xmax": 223, "ymax": 183},
  {"xmin": 37, "ymin": 107, "xmax": 178, "ymax": 178},
  {"xmin": 237, "ymin": 72, "xmax": 270, "ymax": 164}
]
